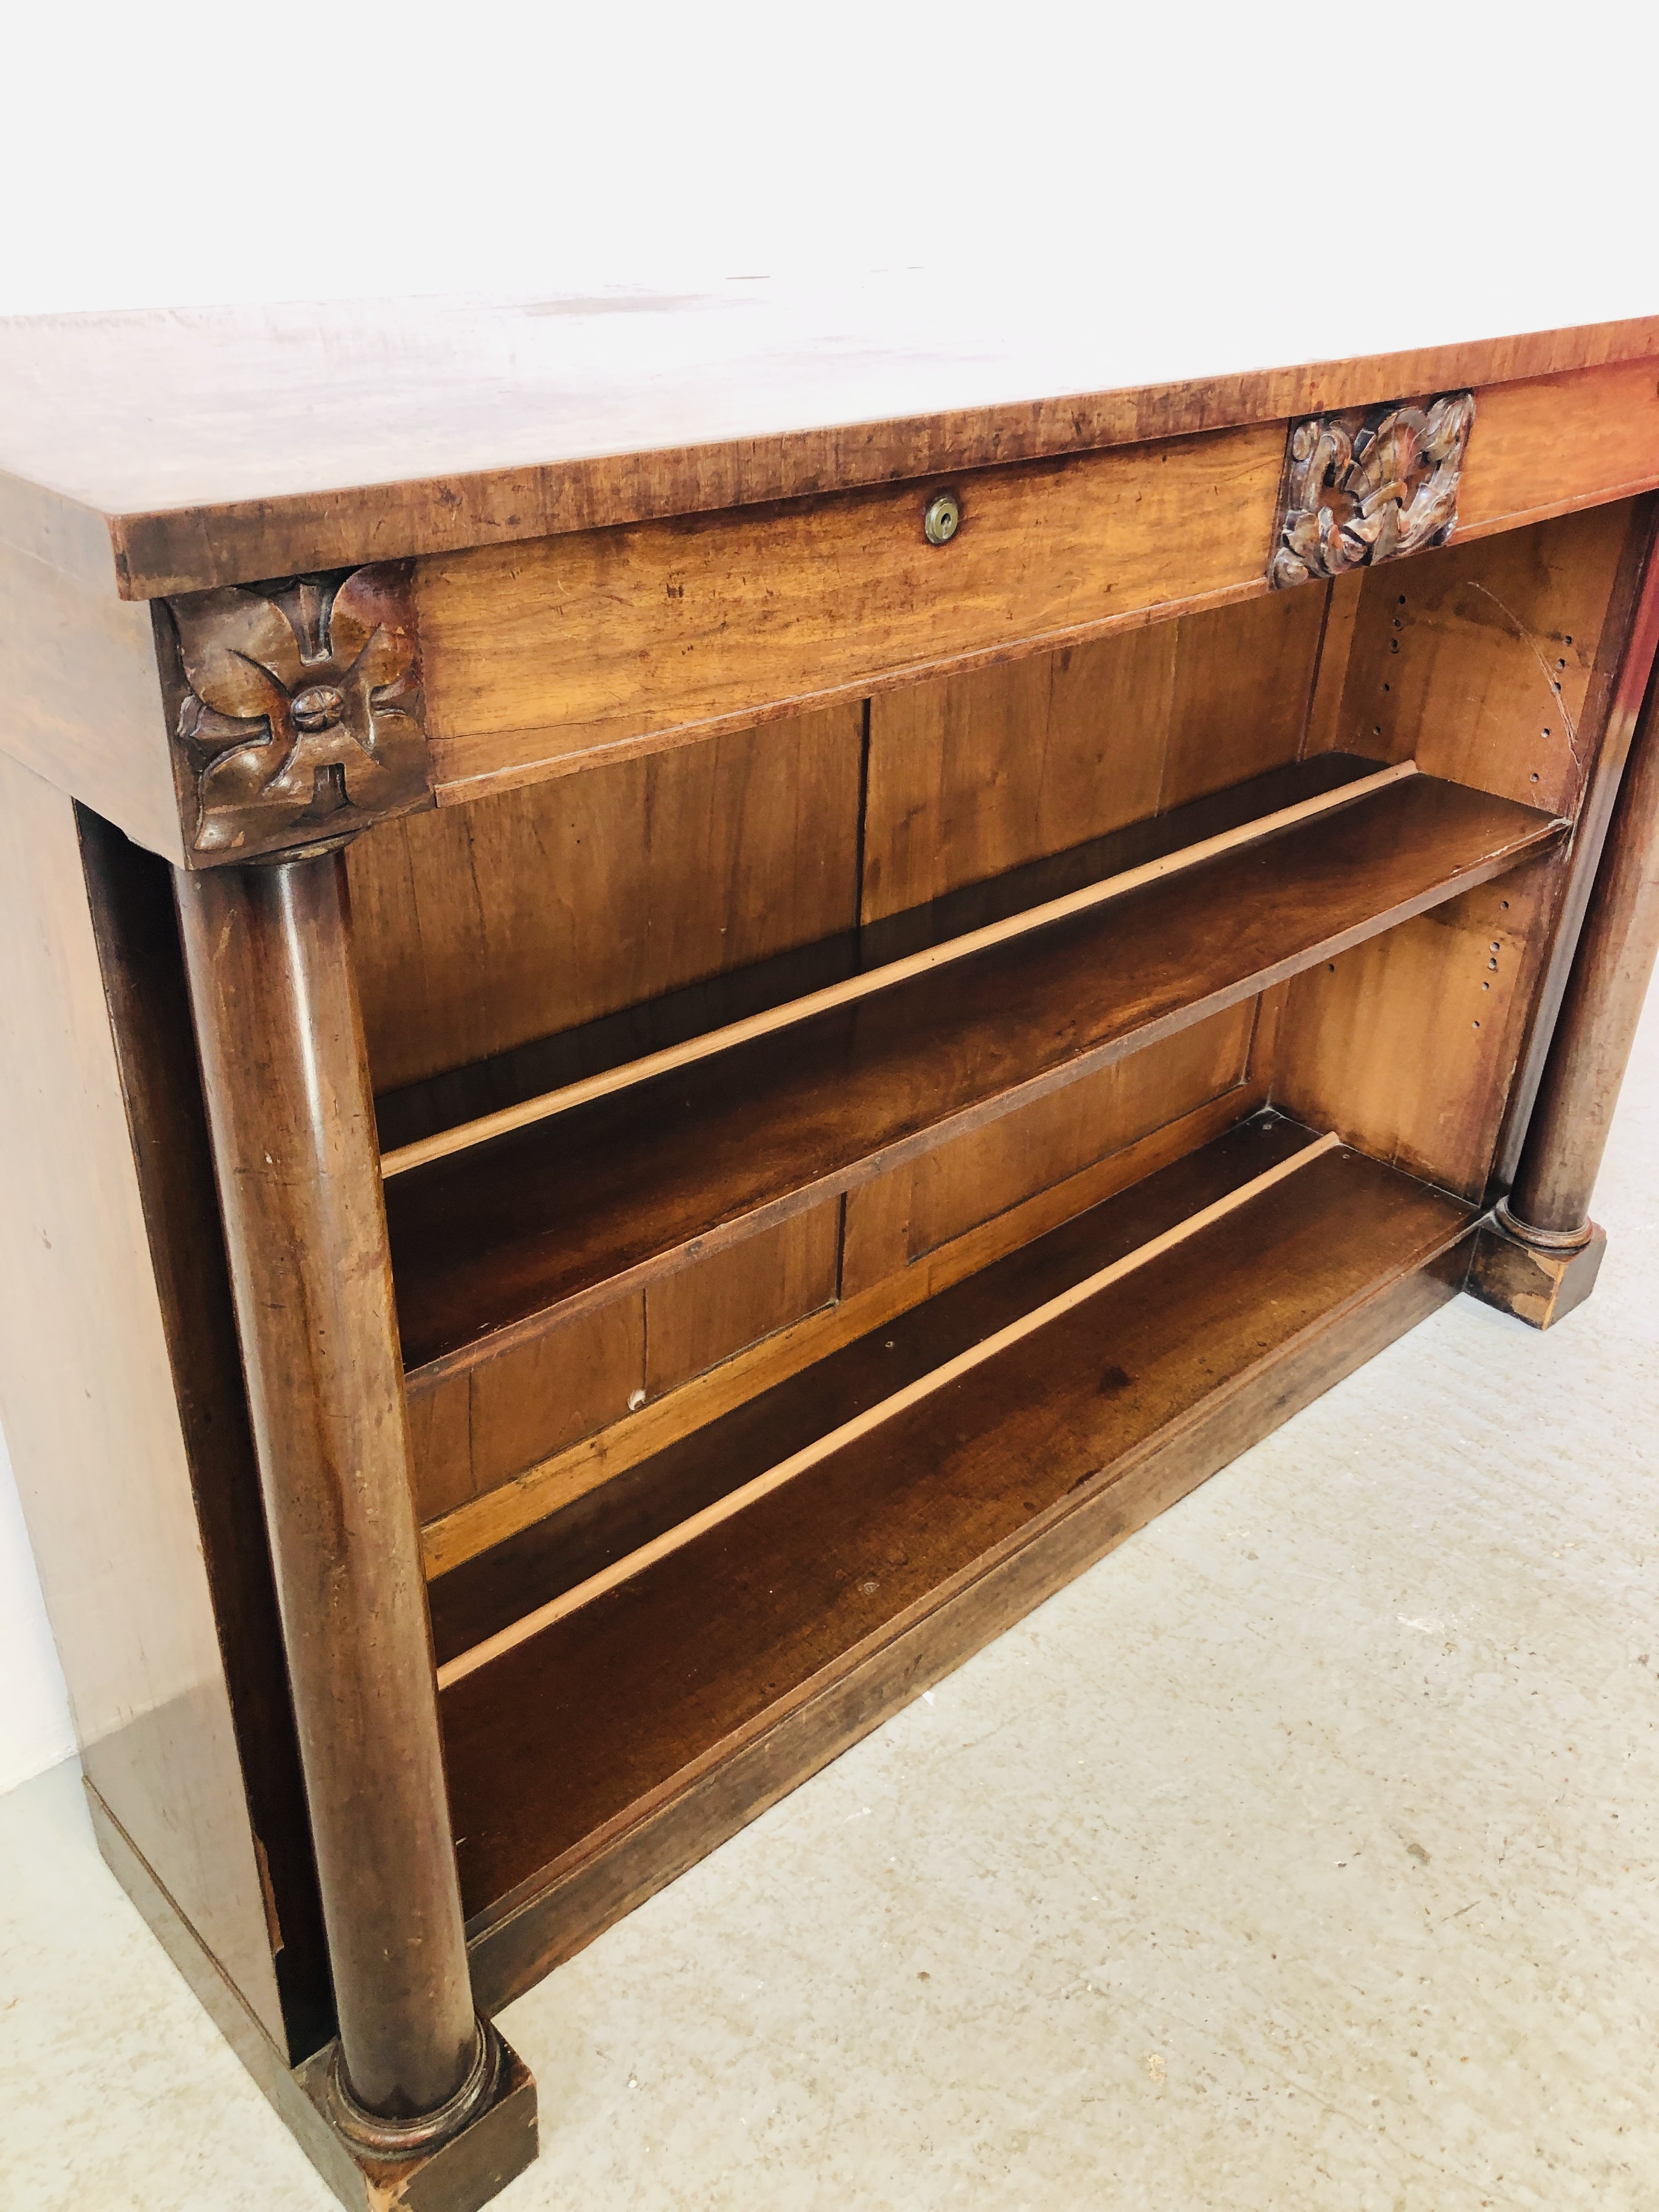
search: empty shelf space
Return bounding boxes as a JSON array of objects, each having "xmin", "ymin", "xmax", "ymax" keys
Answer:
[
  {"xmin": 427, "ymin": 1113, "xmax": 1322, "ymax": 1669},
  {"xmin": 438, "ymin": 1121, "xmax": 1477, "ymax": 1938},
  {"xmin": 388, "ymin": 771, "xmax": 1559, "ymax": 1381},
  {"xmin": 376, "ymin": 752, "xmax": 1393, "ymax": 1161}
]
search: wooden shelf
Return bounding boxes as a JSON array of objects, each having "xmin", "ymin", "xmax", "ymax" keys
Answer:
[
  {"xmin": 387, "ymin": 771, "xmax": 1559, "ymax": 1381},
  {"xmin": 374, "ymin": 751, "xmax": 1389, "ymax": 1156},
  {"xmin": 435, "ymin": 1117, "xmax": 1477, "ymax": 1990}
]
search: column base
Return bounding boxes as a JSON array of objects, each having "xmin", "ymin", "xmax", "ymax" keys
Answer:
[
  {"xmin": 86, "ymin": 1780, "xmax": 538, "ymax": 2212},
  {"xmin": 1466, "ymin": 1202, "xmax": 1607, "ymax": 1330},
  {"xmin": 297, "ymin": 2033, "xmax": 537, "ymax": 2212}
]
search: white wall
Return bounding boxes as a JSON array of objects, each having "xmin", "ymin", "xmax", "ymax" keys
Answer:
[{"xmin": 1, "ymin": 0, "xmax": 1652, "ymax": 1790}]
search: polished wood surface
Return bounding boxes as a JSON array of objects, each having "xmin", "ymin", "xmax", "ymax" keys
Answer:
[
  {"xmin": 0, "ymin": 537, "xmax": 183, "ymax": 860},
  {"xmin": 442, "ymin": 1135, "xmax": 1346, "ymax": 1684},
  {"xmin": 351, "ymin": 705, "xmax": 862, "ymax": 1104},
  {"xmin": 383, "ymin": 759, "xmax": 1407, "ymax": 1178},
  {"xmin": 371, "ymin": 750, "xmax": 1374, "ymax": 1160},
  {"xmin": 1, "ymin": 284, "xmax": 1656, "ymax": 597},
  {"xmin": 175, "ymin": 849, "xmax": 481, "ymax": 2127},
  {"xmin": 428, "ymin": 1117, "xmax": 1322, "ymax": 1668},
  {"xmin": 9, "ymin": 282, "xmax": 1659, "ymax": 2212},
  {"xmin": 1489, "ymin": 500, "xmax": 1659, "ymax": 1187},
  {"xmin": 387, "ymin": 773, "xmax": 1559, "ymax": 1379},
  {"xmin": 467, "ymin": 1234, "xmax": 1470, "ymax": 2016},
  {"xmin": 1274, "ymin": 500, "xmax": 1659, "ymax": 1200},
  {"xmin": 862, "ymin": 590, "xmax": 1330, "ymax": 919},
  {"xmin": 1505, "ymin": 651, "xmax": 1659, "ymax": 1233},
  {"xmin": 76, "ymin": 808, "xmax": 332, "ymax": 2058},
  {"xmin": 0, "ymin": 754, "xmax": 287, "ymax": 2046},
  {"xmin": 416, "ymin": 425, "xmax": 1285, "ymax": 795},
  {"xmin": 1458, "ymin": 359, "xmax": 1659, "ymax": 541},
  {"xmin": 416, "ymin": 1054, "xmax": 1262, "ymax": 1572},
  {"xmin": 88, "ymin": 1783, "xmax": 539, "ymax": 2212},
  {"xmin": 441, "ymin": 1128, "xmax": 1474, "ymax": 1926}
]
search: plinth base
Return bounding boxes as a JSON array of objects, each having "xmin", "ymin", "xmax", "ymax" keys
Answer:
[
  {"xmin": 1466, "ymin": 1205, "xmax": 1607, "ymax": 1330},
  {"xmin": 296, "ymin": 2036, "xmax": 536, "ymax": 2212},
  {"xmin": 87, "ymin": 1781, "xmax": 538, "ymax": 2212}
]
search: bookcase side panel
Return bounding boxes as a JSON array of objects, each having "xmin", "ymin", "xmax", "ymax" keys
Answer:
[{"xmin": 0, "ymin": 752, "xmax": 284, "ymax": 2045}]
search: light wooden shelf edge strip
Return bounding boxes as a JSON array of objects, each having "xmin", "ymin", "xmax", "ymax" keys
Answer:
[
  {"xmin": 385, "ymin": 770, "xmax": 1416, "ymax": 1180},
  {"xmin": 435, "ymin": 1128, "xmax": 1341, "ymax": 1689}
]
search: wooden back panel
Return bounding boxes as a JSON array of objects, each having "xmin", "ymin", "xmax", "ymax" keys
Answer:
[
  {"xmin": 349, "ymin": 706, "xmax": 863, "ymax": 1097},
  {"xmin": 860, "ymin": 589, "xmax": 1330, "ymax": 921},
  {"xmin": 394, "ymin": 588, "xmax": 1340, "ymax": 1536},
  {"xmin": 1277, "ymin": 499, "xmax": 1652, "ymax": 1197}
]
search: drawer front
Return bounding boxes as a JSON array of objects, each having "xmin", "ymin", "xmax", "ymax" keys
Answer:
[
  {"xmin": 416, "ymin": 422, "xmax": 1287, "ymax": 798},
  {"xmin": 413, "ymin": 354, "xmax": 1659, "ymax": 808}
]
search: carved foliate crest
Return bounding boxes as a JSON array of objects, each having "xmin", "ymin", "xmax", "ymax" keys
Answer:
[
  {"xmin": 1268, "ymin": 391, "xmax": 1475, "ymax": 589},
  {"xmin": 159, "ymin": 563, "xmax": 431, "ymax": 861}
]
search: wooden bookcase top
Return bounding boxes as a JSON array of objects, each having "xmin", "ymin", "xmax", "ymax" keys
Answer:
[{"xmin": 2, "ymin": 273, "xmax": 1656, "ymax": 599}]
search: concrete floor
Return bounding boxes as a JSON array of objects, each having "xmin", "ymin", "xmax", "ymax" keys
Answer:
[{"xmin": 4, "ymin": 999, "xmax": 1658, "ymax": 2211}]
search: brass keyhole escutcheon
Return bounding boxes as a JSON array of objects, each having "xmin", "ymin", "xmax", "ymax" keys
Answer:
[{"xmin": 923, "ymin": 491, "xmax": 961, "ymax": 546}]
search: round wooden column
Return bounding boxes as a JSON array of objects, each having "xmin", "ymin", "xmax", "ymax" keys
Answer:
[
  {"xmin": 1504, "ymin": 667, "xmax": 1659, "ymax": 1242},
  {"xmin": 175, "ymin": 840, "xmax": 489, "ymax": 2142}
]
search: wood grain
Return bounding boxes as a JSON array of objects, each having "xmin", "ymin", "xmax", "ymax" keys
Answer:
[
  {"xmin": 408, "ymin": 1202, "xmax": 844, "ymax": 1515},
  {"xmin": 1459, "ymin": 358, "xmax": 1659, "ymax": 542},
  {"xmin": 386, "ymin": 774, "xmax": 1561, "ymax": 1380},
  {"xmin": 842, "ymin": 1000, "xmax": 1255, "ymax": 1294},
  {"xmin": 427, "ymin": 1115, "xmax": 1319, "ymax": 1663},
  {"xmin": 1273, "ymin": 868, "xmax": 1552, "ymax": 1200},
  {"xmin": 1504, "ymin": 563, "xmax": 1659, "ymax": 1232},
  {"xmin": 419, "ymin": 1079, "xmax": 1264, "ymax": 1572},
  {"xmin": 465, "ymin": 1235, "xmax": 1470, "ymax": 2011},
  {"xmin": 383, "ymin": 754, "xmax": 1395, "ymax": 1176},
  {"xmin": 350, "ymin": 706, "xmax": 862, "ymax": 1096},
  {"xmin": 2, "ymin": 286, "xmax": 1655, "ymax": 598},
  {"xmin": 76, "ymin": 807, "xmax": 332, "ymax": 2059},
  {"xmin": 0, "ymin": 755, "xmax": 284, "ymax": 2045},
  {"xmin": 1302, "ymin": 571, "xmax": 1365, "ymax": 755},
  {"xmin": 1489, "ymin": 500, "xmax": 1659, "ymax": 1188},
  {"xmin": 416, "ymin": 427, "xmax": 1289, "ymax": 798},
  {"xmin": 1334, "ymin": 501, "xmax": 1640, "ymax": 815},
  {"xmin": 430, "ymin": 1298, "xmax": 647, "ymax": 1525},
  {"xmin": 439, "ymin": 1132, "xmax": 1340, "ymax": 1683},
  {"xmin": 383, "ymin": 758, "xmax": 1407, "ymax": 1178},
  {"xmin": 0, "ymin": 537, "xmax": 181, "ymax": 861},
  {"xmin": 439, "ymin": 1139, "xmax": 1474, "ymax": 1924},
  {"xmin": 645, "ymin": 1203, "xmax": 840, "ymax": 1400},
  {"xmin": 859, "ymin": 589, "xmax": 1325, "ymax": 921},
  {"xmin": 1284, "ymin": 500, "xmax": 1659, "ymax": 1199},
  {"xmin": 176, "ymin": 850, "xmax": 481, "ymax": 2125}
]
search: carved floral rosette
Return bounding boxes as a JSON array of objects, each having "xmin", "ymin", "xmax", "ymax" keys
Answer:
[
  {"xmin": 160, "ymin": 563, "xmax": 430, "ymax": 860},
  {"xmin": 1268, "ymin": 391, "xmax": 1476, "ymax": 590}
]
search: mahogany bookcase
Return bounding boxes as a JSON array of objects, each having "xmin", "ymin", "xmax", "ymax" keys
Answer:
[{"xmin": 3, "ymin": 289, "xmax": 1658, "ymax": 2209}]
